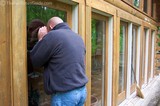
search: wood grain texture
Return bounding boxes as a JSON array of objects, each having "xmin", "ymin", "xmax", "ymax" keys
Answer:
[
  {"xmin": 104, "ymin": 0, "xmax": 157, "ymax": 25},
  {"xmin": 112, "ymin": 15, "xmax": 120, "ymax": 106},
  {"xmin": 139, "ymin": 26, "xmax": 144, "ymax": 88},
  {"xmin": 91, "ymin": 0, "xmax": 116, "ymax": 16},
  {"xmin": 85, "ymin": 6, "xmax": 91, "ymax": 106},
  {"xmin": 78, "ymin": 3, "xmax": 86, "ymax": 41},
  {"xmin": 0, "ymin": 0, "xmax": 11, "ymax": 105},
  {"xmin": 11, "ymin": 0, "xmax": 28, "ymax": 106}
]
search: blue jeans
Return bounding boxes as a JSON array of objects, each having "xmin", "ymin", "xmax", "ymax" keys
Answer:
[{"xmin": 51, "ymin": 86, "xmax": 87, "ymax": 106}]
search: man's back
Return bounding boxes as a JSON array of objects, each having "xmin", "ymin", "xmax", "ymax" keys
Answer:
[{"xmin": 30, "ymin": 23, "xmax": 88, "ymax": 94}]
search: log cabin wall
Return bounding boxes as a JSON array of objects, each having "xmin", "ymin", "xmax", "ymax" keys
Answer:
[{"xmin": 0, "ymin": 0, "xmax": 159, "ymax": 106}]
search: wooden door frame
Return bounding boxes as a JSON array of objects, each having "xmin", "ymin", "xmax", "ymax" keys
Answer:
[
  {"xmin": 118, "ymin": 21, "xmax": 128, "ymax": 104},
  {"xmin": 91, "ymin": 12, "xmax": 109, "ymax": 106}
]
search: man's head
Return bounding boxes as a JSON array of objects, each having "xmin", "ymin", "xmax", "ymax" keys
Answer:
[
  {"xmin": 27, "ymin": 19, "xmax": 45, "ymax": 50},
  {"xmin": 47, "ymin": 17, "xmax": 63, "ymax": 32}
]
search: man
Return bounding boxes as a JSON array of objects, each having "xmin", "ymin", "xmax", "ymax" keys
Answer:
[{"xmin": 30, "ymin": 17, "xmax": 88, "ymax": 106}]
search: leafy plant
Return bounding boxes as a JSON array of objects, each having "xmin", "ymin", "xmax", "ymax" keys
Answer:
[
  {"xmin": 92, "ymin": 19, "xmax": 98, "ymax": 55},
  {"xmin": 120, "ymin": 26, "xmax": 124, "ymax": 53}
]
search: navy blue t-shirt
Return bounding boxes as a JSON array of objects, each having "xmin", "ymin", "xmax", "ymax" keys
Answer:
[{"xmin": 30, "ymin": 23, "xmax": 88, "ymax": 94}]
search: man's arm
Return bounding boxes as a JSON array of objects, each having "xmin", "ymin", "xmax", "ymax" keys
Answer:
[
  {"xmin": 30, "ymin": 39, "xmax": 52, "ymax": 67},
  {"xmin": 30, "ymin": 26, "xmax": 51, "ymax": 67}
]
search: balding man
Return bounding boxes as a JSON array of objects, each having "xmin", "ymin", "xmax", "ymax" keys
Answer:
[{"xmin": 30, "ymin": 17, "xmax": 88, "ymax": 106}]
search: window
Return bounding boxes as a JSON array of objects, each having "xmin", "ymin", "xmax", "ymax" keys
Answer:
[
  {"xmin": 141, "ymin": 28, "xmax": 148, "ymax": 85},
  {"xmin": 130, "ymin": 25, "xmax": 138, "ymax": 94},
  {"xmin": 27, "ymin": 4, "xmax": 67, "ymax": 50},
  {"xmin": 27, "ymin": 3, "xmax": 72, "ymax": 106},
  {"xmin": 143, "ymin": 1, "xmax": 148, "ymax": 13},
  {"xmin": 133, "ymin": 0, "xmax": 140, "ymax": 8},
  {"xmin": 118, "ymin": 22, "xmax": 128, "ymax": 104},
  {"xmin": 91, "ymin": 13, "xmax": 108, "ymax": 106},
  {"xmin": 148, "ymin": 31, "xmax": 155, "ymax": 80},
  {"xmin": 123, "ymin": 0, "xmax": 140, "ymax": 8},
  {"xmin": 151, "ymin": 31, "xmax": 155, "ymax": 78},
  {"xmin": 151, "ymin": 0, "xmax": 154, "ymax": 17}
]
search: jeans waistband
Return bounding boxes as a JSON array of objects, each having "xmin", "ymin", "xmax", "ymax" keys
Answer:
[{"xmin": 53, "ymin": 85, "xmax": 86, "ymax": 95}]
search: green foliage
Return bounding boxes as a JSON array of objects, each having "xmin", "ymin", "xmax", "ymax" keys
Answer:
[
  {"xmin": 91, "ymin": 19, "xmax": 97, "ymax": 55},
  {"xmin": 27, "ymin": 4, "xmax": 66, "ymax": 25},
  {"xmin": 158, "ymin": 34, "xmax": 160, "ymax": 38},
  {"xmin": 158, "ymin": 42, "xmax": 160, "ymax": 47},
  {"xmin": 120, "ymin": 26, "xmax": 124, "ymax": 53}
]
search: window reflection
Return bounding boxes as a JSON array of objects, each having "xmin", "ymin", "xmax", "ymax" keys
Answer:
[
  {"xmin": 131, "ymin": 26, "xmax": 137, "ymax": 93},
  {"xmin": 119, "ymin": 25, "xmax": 126, "ymax": 94},
  {"xmin": 143, "ymin": 1, "xmax": 148, "ymax": 13},
  {"xmin": 91, "ymin": 18, "xmax": 106, "ymax": 106},
  {"xmin": 142, "ymin": 29, "xmax": 147, "ymax": 84},
  {"xmin": 27, "ymin": 4, "xmax": 67, "ymax": 106},
  {"xmin": 133, "ymin": 0, "xmax": 140, "ymax": 8}
]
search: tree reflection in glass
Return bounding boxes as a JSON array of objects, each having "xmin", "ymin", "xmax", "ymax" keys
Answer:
[{"xmin": 91, "ymin": 18, "xmax": 106, "ymax": 106}]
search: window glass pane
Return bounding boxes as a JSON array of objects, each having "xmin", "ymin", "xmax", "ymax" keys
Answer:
[
  {"xmin": 143, "ymin": 1, "xmax": 148, "ymax": 13},
  {"xmin": 27, "ymin": 4, "xmax": 67, "ymax": 24},
  {"xmin": 119, "ymin": 25, "xmax": 126, "ymax": 94},
  {"xmin": 27, "ymin": 4, "xmax": 67, "ymax": 106},
  {"xmin": 131, "ymin": 27, "xmax": 137, "ymax": 86},
  {"xmin": 142, "ymin": 29, "xmax": 147, "ymax": 81},
  {"xmin": 27, "ymin": 4, "xmax": 67, "ymax": 50},
  {"xmin": 91, "ymin": 18, "xmax": 106, "ymax": 106},
  {"xmin": 133, "ymin": 0, "xmax": 140, "ymax": 8},
  {"xmin": 151, "ymin": 0, "xmax": 154, "ymax": 17}
]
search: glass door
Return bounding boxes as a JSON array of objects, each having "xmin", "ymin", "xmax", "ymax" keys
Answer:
[
  {"xmin": 130, "ymin": 25, "xmax": 138, "ymax": 94},
  {"xmin": 118, "ymin": 22, "xmax": 128, "ymax": 104},
  {"xmin": 91, "ymin": 13, "xmax": 108, "ymax": 106},
  {"xmin": 26, "ymin": 1, "xmax": 72, "ymax": 105}
]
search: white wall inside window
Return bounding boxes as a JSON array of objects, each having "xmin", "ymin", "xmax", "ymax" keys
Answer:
[
  {"xmin": 126, "ymin": 23, "xmax": 132, "ymax": 98},
  {"xmin": 136, "ymin": 26, "xmax": 141, "ymax": 85},
  {"xmin": 144, "ymin": 29, "xmax": 149, "ymax": 84},
  {"xmin": 72, "ymin": 5, "xmax": 78, "ymax": 33},
  {"xmin": 151, "ymin": 31, "xmax": 155, "ymax": 79},
  {"xmin": 107, "ymin": 16, "xmax": 113, "ymax": 106}
]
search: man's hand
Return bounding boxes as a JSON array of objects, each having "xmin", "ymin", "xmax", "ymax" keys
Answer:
[{"xmin": 38, "ymin": 26, "xmax": 48, "ymax": 41}]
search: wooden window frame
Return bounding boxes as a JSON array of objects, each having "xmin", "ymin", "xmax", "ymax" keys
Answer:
[
  {"xmin": 141, "ymin": 28, "xmax": 146, "ymax": 85},
  {"xmin": 122, "ymin": 0, "xmax": 142, "ymax": 9},
  {"xmin": 26, "ymin": 0, "xmax": 73, "ymax": 105},
  {"xmin": 140, "ymin": 28, "xmax": 149, "ymax": 86},
  {"xmin": 118, "ymin": 21, "xmax": 128, "ymax": 104},
  {"xmin": 91, "ymin": 12, "xmax": 109, "ymax": 106},
  {"xmin": 130, "ymin": 25, "xmax": 138, "ymax": 94},
  {"xmin": 147, "ymin": 30, "xmax": 155, "ymax": 81}
]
